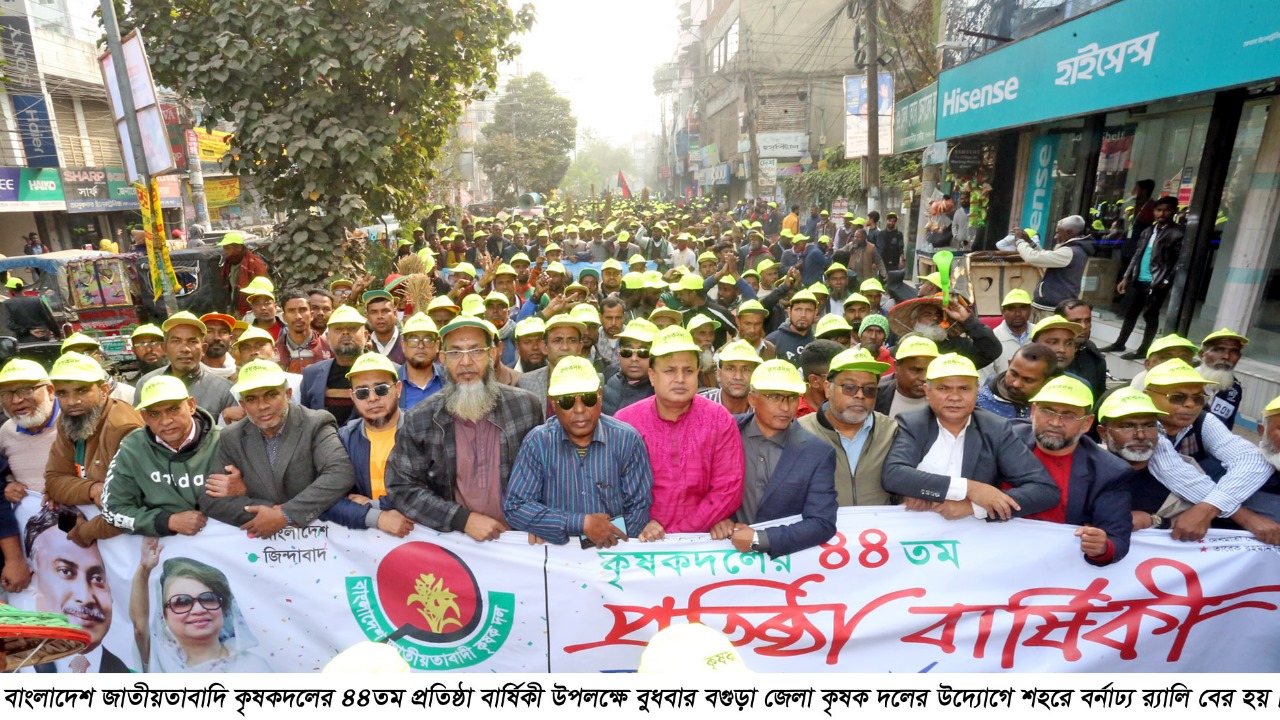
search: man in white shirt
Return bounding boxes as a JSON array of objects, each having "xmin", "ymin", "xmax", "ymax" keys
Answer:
[{"xmin": 881, "ymin": 352, "xmax": 1059, "ymax": 521}]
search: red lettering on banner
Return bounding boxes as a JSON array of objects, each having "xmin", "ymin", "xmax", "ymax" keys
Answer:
[
  {"xmin": 902, "ymin": 558, "xmax": 1280, "ymax": 668},
  {"xmin": 563, "ymin": 574, "xmax": 924, "ymax": 665}
]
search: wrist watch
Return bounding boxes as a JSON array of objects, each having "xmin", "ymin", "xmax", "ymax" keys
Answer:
[
  {"xmin": 1150, "ymin": 513, "xmax": 1166, "ymax": 530},
  {"xmin": 749, "ymin": 530, "xmax": 763, "ymax": 553}
]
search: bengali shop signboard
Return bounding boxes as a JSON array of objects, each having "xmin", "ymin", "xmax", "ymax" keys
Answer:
[
  {"xmin": 61, "ymin": 167, "xmax": 183, "ymax": 213},
  {"xmin": 7, "ymin": 503, "xmax": 1280, "ymax": 673}
]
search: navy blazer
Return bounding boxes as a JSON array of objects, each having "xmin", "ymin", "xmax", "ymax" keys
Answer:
[
  {"xmin": 299, "ymin": 358, "xmax": 334, "ymax": 411},
  {"xmin": 882, "ymin": 407, "xmax": 1060, "ymax": 520},
  {"xmin": 1011, "ymin": 423, "xmax": 1133, "ymax": 565},
  {"xmin": 734, "ymin": 412, "xmax": 838, "ymax": 558}
]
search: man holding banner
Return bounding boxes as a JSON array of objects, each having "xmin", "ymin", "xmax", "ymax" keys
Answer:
[{"xmin": 882, "ymin": 353, "xmax": 1059, "ymax": 521}]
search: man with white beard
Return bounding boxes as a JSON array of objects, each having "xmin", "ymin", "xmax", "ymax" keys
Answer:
[
  {"xmin": 386, "ymin": 316, "xmax": 542, "ymax": 542},
  {"xmin": 1095, "ymin": 388, "xmax": 1192, "ymax": 532},
  {"xmin": 0, "ymin": 359, "xmax": 60, "ymax": 593},
  {"xmin": 1198, "ymin": 328, "xmax": 1247, "ymax": 430},
  {"xmin": 890, "ymin": 296, "xmax": 1001, "ymax": 372}
]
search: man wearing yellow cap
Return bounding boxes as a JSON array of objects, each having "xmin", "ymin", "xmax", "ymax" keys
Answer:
[
  {"xmin": 1129, "ymin": 333, "xmax": 1197, "ymax": 390},
  {"xmin": 130, "ymin": 324, "xmax": 167, "ymax": 375},
  {"xmin": 136, "ymin": 312, "xmax": 241, "ymax": 424},
  {"xmin": 699, "ymin": 339, "xmax": 763, "ymax": 416},
  {"xmin": 725, "ymin": 359, "xmax": 838, "ymax": 557},
  {"xmin": 300, "ymin": 305, "xmax": 370, "ymax": 425},
  {"xmin": 202, "ymin": 359, "xmax": 355, "ymax": 538},
  {"xmin": 219, "ymin": 231, "xmax": 269, "ymax": 316},
  {"xmin": 505, "ymin": 356, "xmax": 653, "ymax": 547},
  {"xmin": 398, "ymin": 313, "xmax": 446, "ymax": 407},
  {"xmin": 242, "ymin": 277, "xmax": 284, "ymax": 341},
  {"xmin": 883, "ymin": 353, "xmax": 1058, "ymax": 521},
  {"xmin": 991, "ymin": 289, "xmax": 1033, "ymax": 375},
  {"xmin": 386, "ymin": 317, "xmax": 543, "ymax": 542},
  {"xmin": 799, "ymin": 347, "xmax": 896, "ymax": 507},
  {"xmin": 1142, "ymin": 359, "xmax": 1279, "ymax": 542},
  {"xmin": 1198, "ymin": 328, "xmax": 1248, "ymax": 430},
  {"xmin": 518, "ymin": 314, "xmax": 589, "ymax": 418},
  {"xmin": 100, "ymin": 376, "xmax": 218, "ymax": 538},
  {"xmin": 1009, "ymin": 377, "xmax": 1132, "ymax": 565},
  {"xmin": 603, "ymin": 319, "xmax": 658, "ymax": 416},
  {"xmin": 44, "ymin": 352, "xmax": 144, "ymax": 546},
  {"xmin": 1095, "ymin": 388, "xmax": 1193, "ymax": 532}
]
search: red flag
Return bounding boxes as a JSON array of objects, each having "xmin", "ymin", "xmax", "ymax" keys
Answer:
[{"xmin": 617, "ymin": 171, "xmax": 632, "ymax": 199}]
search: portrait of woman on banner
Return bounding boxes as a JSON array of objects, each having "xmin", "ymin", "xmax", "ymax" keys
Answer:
[{"xmin": 131, "ymin": 538, "xmax": 272, "ymax": 672}]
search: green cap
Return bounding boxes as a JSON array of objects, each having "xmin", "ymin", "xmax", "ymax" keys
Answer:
[
  {"xmin": 548, "ymin": 356, "xmax": 601, "ymax": 397},
  {"xmin": 233, "ymin": 326, "xmax": 275, "ymax": 348},
  {"xmin": 49, "ymin": 352, "xmax": 106, "ymax": 384},
  {"xmin": 808, "ymin": 282, "xmax": 830, "ymax": 297},
  {"xmin": 242, "ymin": 276, "xmax": 275, "ymax": 301},
  {"xmin": 859, "ymin": 278, "xmax": 885, "ymax": 294},
  {"xmin": 789, "ymin": 290, "xmax": 819, "ymax": 307},
  {"xmin": 687, "ymin": 314, "xmax": 721, "ymax": 334},
  {"xmin": 570, "ymin": 303, "xmax": 601, "ymax": 326},
  {"xmin": 137, "ymin": 375, "xmax": 191, "ymax": 410},
  {"xmin": 361, "ymin": 289, "xmax": 395, "ymax": 306},
  {"xmin": 545, "ymin": 313, "xmax": 587, "ymax": 336},
  {"xmin": 460, "ymin": 294, "xmax": 485, "ymax": 317},
  {"xmin": 439, "ymin": 316, "xmax": 497, "ymax": 343},
  {"xmin": 925, "ymin": 352, "xmax": 979, "ymax": 380},
  {"xmin": 843, "ymin": 292, "xmax": 871, "ymax": 308},
  {"xmin": 0, "ymin": 358, "xmax": 49, "ymax": 386},
  {"xmin": 859, "ymin": 314, "xmax": 890, "ymax": 335},
  {"xmin": 675, "ymin": 273, "xmax": 706, "ymax": 293},
  {"xmin": 1030, "ymin": 315, "xmax": 1084, "ymax": 340},
  {"xmin": 750, "ymin": 359, "xmax": 806, "ymax": 394},
  {"xmin": 1030, "ymin": 375, "xmax": 1094, "ymax": 409},
  {"xmin": 231, "ymin": 359, "xmax": 289, "ymax": 396},
  {"xmin": 829, "ymin": 347, "xmax": 891, "ymax": 377},
  {"xmin": 1201, "ymin": 327, "xmax": 1249, "ymax": 348},
  {"xmin": 650, "ymin": 326, "xmax": 701, "ymax": 357},
  {"xmin": 1098, "ymin": 387, "xmax": 1167, "ymax": 421},
  {"xmin": 345, "ymin": 352, "xmax": 399, "ymax": 380}
]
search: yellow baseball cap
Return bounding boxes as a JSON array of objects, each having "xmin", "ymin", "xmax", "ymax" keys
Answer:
[
  {"xmin": 514, "ymin": 316, "xmax": 546, "ymax": 339},
  {"xmin": 242, "ymin": 276, "xmax": 275, "ymax": 300},
  {"xmin": 650, "ymin": 326, "xmax": 701, "ymax": 357},
  {"xmin": 483, "ymin": 292, "xmax": 511, "ymax": 308},
  {"xmin": 453, "ymin": 262, "xmax": 477, "ymax": 278},
  {"xmin": 757, "ymin": 259, "xmax": 777, "ymax": 275},
  {"xmin": 921, "ymin": 272, "xmax": 942, "ymax": 288},
  {"xmin": 418, "ymin": 250, "xmax": 437, "ymax": 274},
  {"xmin": 61, "ymin": 332, "xmax": 100, "ymax": 353},
  {"xmin": 697, "ymin": 251, "xmax": 717, "ymax": 263},
  {"xmin": 548, "ymin": 356, "xmax": 601, "ymax": 396},
  {"xmin": 564, "ymin": 282, "xmax": 590, "ymax": 296},
  {"xmin": 545, "ymin": 314, "xmax": 587, "ymax": 337},
  {"xmin": 49, "ymin": 352, "xmax": 106, "ymax": 384},
  {"xmin": 345, "ymin": 351, "xmax": 399, "ymax": 380},
  {"xmin": 829, "ymin": 347, "xmax": 890, "ymax": 376},
  {"xmin": 628, "ymin": 254, "xmax": 647, "ymax": 265},
  {"xmin": 1001, "ymin": 288, "xmax": 1032, "ymax": 307},
  {"xmin": 818, "ymin": 235, "xmax": 831, "ymax": 245},
  {"xmin": 808, "ymin": 282, "xmax": 830, "ymax": 296},
  {"xmin": 789, "ymin": 290, "xmax": 819, "ymax": 307},
  {"xmin": 1264, "ymin": 395, "xmax": 1280, "ymax": 418},
  {"xmin": 131, "ymin": 323, "xmax": 164, "ymax": 340},
  {"xmin": 231, "ymin": 359, "xmax": 289, "ymax": 396},
  {"xmin": 1145, "ymin": 358, "xmax": 1216, "ymax": 387},
  {"xmin": 843, "ymin": 292, "xmax": 871, "ymax": 308},
  {"xmin": 426, "ymin": 296, "xmax": 461, "ymax": 315},
  {"xmin": 614, "ymin": 319, "xmax": 655, "ymax": 345},
  {"xmin": 233, "ymin": 326, "xmax": 275, "ymax": 348},
  {"xmin": 546, "ymin": 244, "xmax": 562, "ymax": 253},
  {"xmin": 622, "ymin": 272, "xmax": 645, "ymax": 290},
  {"xmin": 402, "ymin": 313, "xmax": 439, "ymax": 337},
  {"xmin": 0, "ymin": 358, "xmax": 49, "ymax": 386},
  {"xmin": 649, "ymin": 306, "xmax": 684, "ymax": 325},
  {"xmin": 925, "ymin": 352, "xmax": 979, "ymax": 380},
  {"xmin": 510, "ymin": 252, "xmax": 531, "ymax": 265},
  {"xmin": 815, "ymin": 313, "xmax": 853, "ymax": 338},
  {"xmin": 1201, "ymin": 327, "xmax": 1249, "ymax": 348},
  {"xmin": 686, "ymin": 314, "xmax": 721, "ymax": 334},
  {"xmin": 825, "ymin": 262, "xmax": 848, "ymax": 276},
  {"xmin": 675, "ymin": 273, "xmax": 706, "ymax": 292},
  {"xmin": 602, "ymin": 259, "xmax": 624, "ymax": 272},
  {"xmin": 1030, "ymin": 375, "xmax": 1094, "ymax": 409},
  {"xmin": 493, "ymin": 263, "xmax": 517, "ymax": 278},
  {"xmin": 327, "ymin": 304, "xmax": 367, "ymax": 327},
  {"xmin": 750, "ymin": 359, "xmax": 806, "ymax": 394},
  {"xmin": 570, "ymin": 303, "xmax": 601, "ymax": 326},
  {"xmin": 1098, "ymin": 387, "xmax": 1168, "ymax": 421},
  {"xmin": 460, "ymin": 294, "xmax": 485, "ymax": 317},
  {"xmin": 438, "ymin": 316, "xmax": 497, "ymax": 343},
  {"xmin": 136, "ymin": 375, "xmax": 191, "ymax": 410},
  {"xmin": 737, "ymin": 299, "xmax": 767, "ymax": 316},
  {"xmin": 329, "ymin": 278, "xmax": 354, "ymax": 292},
  {"xmin": 717, "ymin": 339, "xmax": 763, "ymax": 365},
  {"xmin": 859, "ymin": 278, "xmax": 885, "ymax": 294},
  {"xmin": 161, "ymin": 311, "xmax": 207, "ymax": 335},
  {"xmin": 217, "ymin": 231, "xmax": 245, "ymax": 246},
  {"xmin": 546, "ymin": 261, "xmax": 568, "ymax": 276},
  {"xmin": 1147, "ymin": 334, "xmax": 1198, "ymax": 358},
  {"xmin": 643, "ymin": 271, "xmax": 668, "ymax": 290},
  {"xmin": 1030, "ymin": 315, "xmax": 1084, "ymax": 340}
]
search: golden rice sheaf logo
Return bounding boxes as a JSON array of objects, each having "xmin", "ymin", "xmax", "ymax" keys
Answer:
[{"xmin": 346, "ymin": 541, "xmax": 514, "ymax": 670}]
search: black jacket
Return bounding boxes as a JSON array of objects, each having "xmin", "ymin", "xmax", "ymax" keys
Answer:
[{"xmin": 1123, "ymin": 222, "xmax": 1185, "ymax": 289}]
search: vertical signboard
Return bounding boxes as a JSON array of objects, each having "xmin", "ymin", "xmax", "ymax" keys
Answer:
[
  {"xmin": 100, "ymin": 31, "xmax": 176, "ymax": 182},
  {"xmin": 11, "ymin": 94, "xmax": 59, "ymax": 168},
  {"xmin": 1020, "ymin": 135, "xmax": 1061, "ymax": 242},
  {"xmin": 844, "ymin": 73, "xmax": 894, "ymax": 158}
]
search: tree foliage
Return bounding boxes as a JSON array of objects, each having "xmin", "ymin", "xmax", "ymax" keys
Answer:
[
  {"xmin": 559, "ymin": 133, "xmax": 634, "ymax": 199},
  {"xmin": 123, "ymin": 0, "xmax": 533, "ymax": 289},
  {"xmin": 780, "ymin": 146, "xmax": 921, "ymax": 208},
  {"xmin": 476, "ymin": 72, "xmax": 576, "ymax": 204}
]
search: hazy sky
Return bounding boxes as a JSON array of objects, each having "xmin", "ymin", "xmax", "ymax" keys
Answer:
[{"xmin": 498, "ymin": 0, "xmax": 679, "ymax": 147}]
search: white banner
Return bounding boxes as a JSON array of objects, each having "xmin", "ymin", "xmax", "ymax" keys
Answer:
[
  {"xmin": 756, "ymin": 132, "xmax": 808, "ymax": 159},
  {"xmin": 9, "ymin": 501, "xmax": 1280, "ymax": 673}
]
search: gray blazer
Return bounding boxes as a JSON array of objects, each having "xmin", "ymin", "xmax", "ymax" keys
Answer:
[
  {"xmin": 516, "ymin": 366, "xmax": 549, "ymax": 411},
  {"xmin": 881, "ymin": 406, "xmax": 1059, "ymax": 519},
  {"xmin": 200, "ymin": 405, "xmax": 354, "ymax": 528}
]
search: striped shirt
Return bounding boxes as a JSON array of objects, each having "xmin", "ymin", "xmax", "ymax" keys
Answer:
[
  {"xmin": 1149, "ymin": 413, "xmax": 1272, "ymax": 517},
  {"xmin": 503, "ymin": 415, "xmax": 654, "ymax": 544}
]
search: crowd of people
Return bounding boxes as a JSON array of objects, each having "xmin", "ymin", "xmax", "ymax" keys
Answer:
[{"xmin": 1, "ymin": 197, "xmax": 1278, "ymax": 670}]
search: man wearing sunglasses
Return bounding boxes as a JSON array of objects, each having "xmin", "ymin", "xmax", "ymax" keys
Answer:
[
  {"xmin": 1010, "ymin": 377, "xmax": 1132, "ymax": 565},
  {"xmin": 603, "ymin": 319, "xmax": 659, "ymax": 416},
  {"xmin": 387, "ymin": 317, "xmax": 543, "ymax": 543},
  {"xmin": 723, "ymin": 360, "xmax": 837, "ymax": 558},
  {"xmin": 800, "ymin": 347, "xmax": 897, "ymax": 507},
  {"xmin": 615, "ymin": 327, "xmax": 744, "ymax": 541},
  {"xmin": 1142, "ymin": 359, "xmax": 1279, "ymax": 543},
  {"xmin": 505, "ymin": 356, "xmax": 653, "ymax": 547},
  {"xmin": 200, "ymin": 360, "xmax": 354, "ymax": 539}
]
